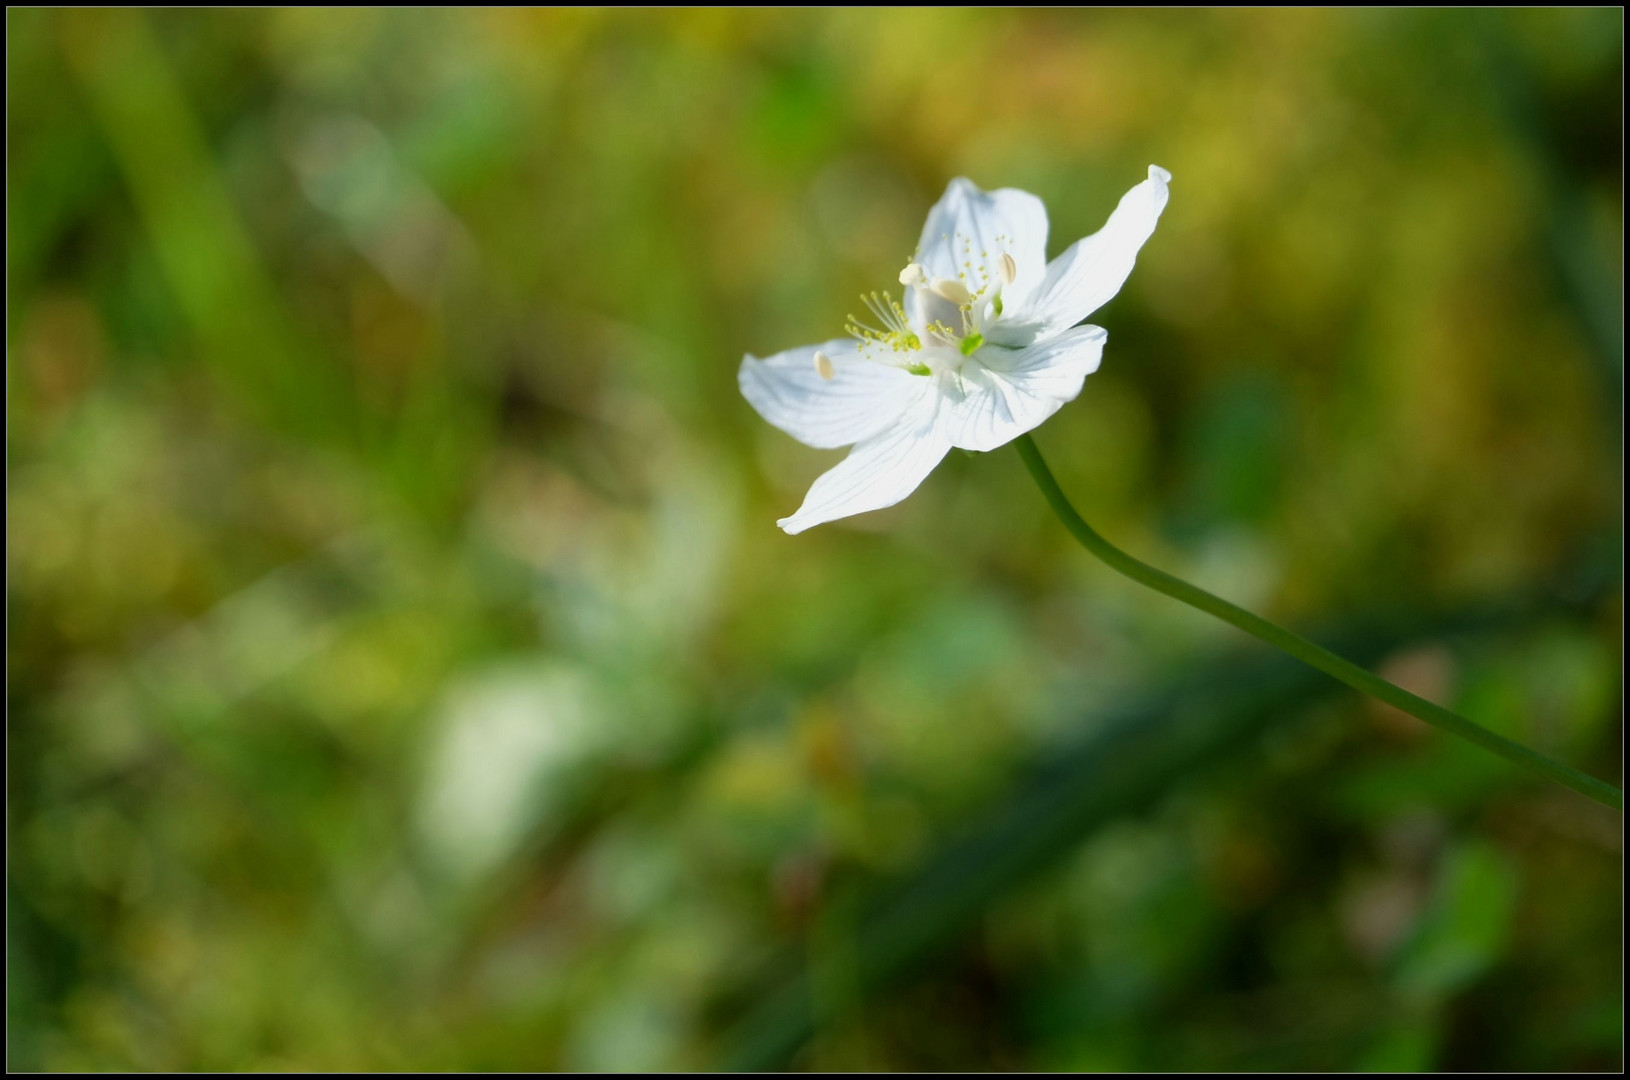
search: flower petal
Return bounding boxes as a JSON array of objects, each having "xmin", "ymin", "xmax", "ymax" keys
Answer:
[
  {"xmin": 776, "ymin": 396, "xmax": 951, "ymax": 534},
  {"xmin": 946, "ymin": 326, "xmax": 1107, "ymax": 452},
  {"xmin": 991, "ymin": 165, "xmax": 1169, "ymax": 347},
  {"xmin": 739, "ymin": 339, "xmax": 932, "ymax": 450},
  {"xmin": 916, "ymin": 179, "xmax": 1049, "ymax": 310}
]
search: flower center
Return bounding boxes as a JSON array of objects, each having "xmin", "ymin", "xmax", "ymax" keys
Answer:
[{"xmin": 844, "ymin": 234, "xmax": 1017, "ymax": 371}]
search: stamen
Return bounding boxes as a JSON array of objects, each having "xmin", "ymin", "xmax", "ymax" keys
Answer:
[
  {"xmin": 813, "ymin": 350, "xmax": 835, "ymax": 380},
  {"xmin": 845, "ymin": 289, "xmax": 922, "ymax": 353}
]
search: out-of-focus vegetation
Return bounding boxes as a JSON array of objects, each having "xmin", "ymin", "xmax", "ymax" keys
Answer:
[{"xmin": 6, "ymin": 8, "xmax": 1621, "ymax": 1071}]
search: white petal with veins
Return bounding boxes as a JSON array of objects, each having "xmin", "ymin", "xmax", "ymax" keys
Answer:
[
  {"xmin": 776, "ymin": 395, "xmax": 951, "ymax": 535},
  {"xmin": 739, "ymin": 340, "xmax": 932, "ymax": 450},
  {"xmin": 992, "ymin": 166, "xmax": 1169, "ymax": 347},
  {"xmin": 916, "ymin": 179, "xmax": 1049, "ymax": 310},
  {"xmin": 946, "ymin": 326, "xmax": 1107, "ymax": 452}
]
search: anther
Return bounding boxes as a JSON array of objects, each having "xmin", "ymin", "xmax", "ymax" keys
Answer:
[
  {"xmin": 1000, "ymin": 252, "xmax": 1017, "ymax": 284},
  {"xmin": 813, "ymin": 351, "xmax": 835, "ymax": 380},
  {"xmin": 898, "ymin": 262, "xmax": 928, "ymax": 288}
]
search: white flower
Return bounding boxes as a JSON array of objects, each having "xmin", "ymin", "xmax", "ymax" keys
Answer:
[{"xmin": 740, "ymin": 165, "xmax": 1171, "ymax": 534}]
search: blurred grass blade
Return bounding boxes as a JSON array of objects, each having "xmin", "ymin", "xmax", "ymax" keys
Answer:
[
  {"xmin": 55, "ymin": 9, "xmax": 353, "ymax": 442},
  {"xmin": 717, "ymin": 585, "xmax": 1611, "ymax": 1071},
  {"xmin": 1475, "ymin": 11, "xmax": 1623, "ymax": 397},
  {"xmin": 721, "ymin": 654, "xmax": 1313, "ymax": 1070}
]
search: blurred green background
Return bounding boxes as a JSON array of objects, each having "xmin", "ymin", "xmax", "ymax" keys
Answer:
[{"xmin": 6, "ymin": 8, "xmax": 1622, "ymax": 1071}]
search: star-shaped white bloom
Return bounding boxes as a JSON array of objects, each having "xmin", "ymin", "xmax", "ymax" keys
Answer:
[{"xmin": 740, "ymin": 165, "xmax": 1171, "ymax": 534}]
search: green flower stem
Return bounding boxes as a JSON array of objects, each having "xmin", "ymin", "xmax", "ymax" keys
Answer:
[{"xmin": 1015, "ymin": 433, "xmax": 1622, "ymax": 811}]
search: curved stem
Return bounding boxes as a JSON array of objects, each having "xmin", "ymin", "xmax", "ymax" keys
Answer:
[{"xmin": 1015, "ymin": 434, "xmax": 1622, "ymax": 811}]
